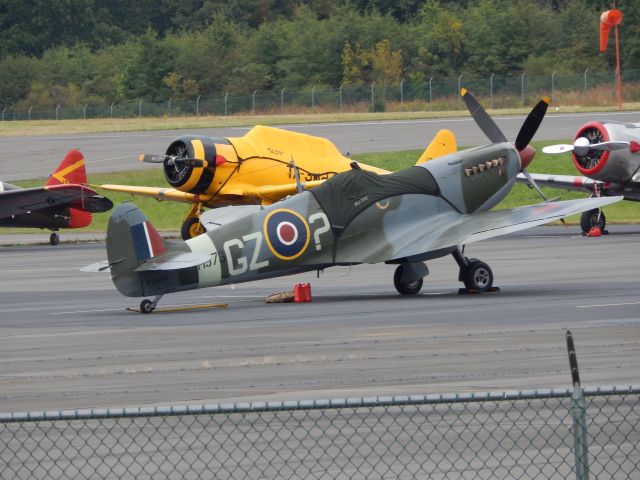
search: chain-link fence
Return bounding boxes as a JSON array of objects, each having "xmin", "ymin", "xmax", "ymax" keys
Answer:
[
  {"xmin": 1, "ymin": 385, "xmax": 638, "ymax": 479},
  {"xmin": 2, "ymin": 69, "xmax": 640, "ymax": 121}
]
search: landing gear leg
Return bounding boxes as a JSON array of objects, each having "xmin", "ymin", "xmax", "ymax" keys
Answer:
[
  {"xmin": 140, "ymin": 295, "xmax": 163, "ymax": 314},
  {"xmin": 181, "ymin": 202, "xmax": 205, "ymax": 240},
  {"xmin": 49, "ymin": 232, "xmax": 60, "ymax": 246},
  {"xmin": 452, "ymin": 247, "xmax": 494, "ymax": 292}
]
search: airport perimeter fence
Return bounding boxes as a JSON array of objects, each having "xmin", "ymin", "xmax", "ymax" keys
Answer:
[
  {"xmin": 3, "ymin": 69, "xmax": 640, "ymax": 121},
  {"xmin": 0, "ymin": 385, "xmax": 638, "ymax": 479}
]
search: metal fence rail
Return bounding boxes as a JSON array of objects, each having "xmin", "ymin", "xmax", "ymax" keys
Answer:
[
  {"xmin": 3, "ymin": 69, "xmax": 640, "ymax": 121},
  {"xmin": 1, "ymin": 385, "xmax": 638, "ymax": 479}
]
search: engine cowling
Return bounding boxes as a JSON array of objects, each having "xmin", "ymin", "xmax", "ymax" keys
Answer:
[
  {"xmin": 572, "ymin": 121, "xmax": 640, "ymax": 183},
  {"xmin": 163, "ymin": 135, "xmax": 230, "ymax": 194}
]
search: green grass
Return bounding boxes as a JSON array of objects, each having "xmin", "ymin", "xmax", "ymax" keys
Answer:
[{"xmin": 12, "ymin": 139, "xmax": 638, "ymax": 233}]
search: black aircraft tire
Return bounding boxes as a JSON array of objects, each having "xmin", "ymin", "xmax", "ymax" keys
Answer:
[
  {"xmin": 181, "ymin": 217, "xmax": 205, "ymax": 240},
  {"xmin": 580, "ymin": 209, "xmax": 606, "ymax": 234},
  {"xmin": 49, "ymin": 232, "xmax": 59, "ymax": 246},
  {"xmin": 393, "ymin": 264, "xmax": 424, "ymax": 295},
  {"xmin": 463, "ymin": 261, "xmax": 493, "ymax": 292},
  {"xmin": 140, "ymin": 299, "xmax": 155, "ymax": 314}
]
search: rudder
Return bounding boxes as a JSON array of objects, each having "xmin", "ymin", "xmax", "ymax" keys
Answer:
[{"xmin": 107, "ymin": 202, "xmax": 166, "ymax": 297}]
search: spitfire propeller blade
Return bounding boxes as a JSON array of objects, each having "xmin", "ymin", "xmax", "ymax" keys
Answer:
[
  {"xmin": 543, "ymin": 137, "xmax": 630, "ymax": 156},
  {"xmin": 461, "ymin": 88, "xmax": 550, "ymax": 204},
  {"xmin": 460, "ymin": 88, "xmax": 507, "ymax": 143},
  {"xmin": 514, "ymin": 97, "xmax": 550, "ymax": 151},
  {"xmin": 139, "ymin": 154, "xmax": 205, "ymax": 168}
]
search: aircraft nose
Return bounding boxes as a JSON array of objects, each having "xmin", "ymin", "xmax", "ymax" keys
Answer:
[{"xmin": 518, "ymin": 144, "xmax": 536, "ymax": 170}]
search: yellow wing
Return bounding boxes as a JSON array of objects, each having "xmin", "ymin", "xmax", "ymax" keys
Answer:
[
  {"xmin": 96, "ymin": 184, "xmax": 199, "ymax": 204},
  {"xmin": 416, "ymin": 129, "xmax": 458, "ymax": 165}
]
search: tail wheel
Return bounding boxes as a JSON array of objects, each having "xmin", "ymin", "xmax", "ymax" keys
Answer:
[
  {"xmin": 181, "ymin": 217, "xmax": 205, "ymax": 240},
  {"xmin": 580, "ymin": 209, "xmax": 606, "ymax": 234},
  {"xmin": 49, "ymin": 232, "xmax": 59, "ymax": 246},
  {"xmin": 463, "ymin": 261, "xmax": 493, "ymax": 292},
  {"xmin": 393, "ymin": 264, "xmax": 424, "ymax": 295}
]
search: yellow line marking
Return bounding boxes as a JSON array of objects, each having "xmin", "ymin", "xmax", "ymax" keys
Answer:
[{"xmin": 52, "ymin": 159, "xmax": 84, "ymax": 184}]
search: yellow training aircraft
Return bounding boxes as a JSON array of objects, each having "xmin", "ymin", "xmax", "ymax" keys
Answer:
[{"xmin": 98, "ymin": 125, "xmax": 456, "ymax": 239}]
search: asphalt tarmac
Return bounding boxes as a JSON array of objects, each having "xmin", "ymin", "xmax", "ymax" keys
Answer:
[
  {"xmin": 1, "ymin": 225, "xmax": 639, "ymax": 413},
  {"xmin": 2, "ymin": 109, "xmax": 640, "ymax": 181}
]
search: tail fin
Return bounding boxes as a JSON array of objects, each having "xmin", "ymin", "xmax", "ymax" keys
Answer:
[
  {"xmin": 46, "ymin": 149, "xmax": 93, "ymax": 227},
  {"xmin": 107, "ymin": 202, "xmax": 167, "ymax": 297},
  {"xmin": 416, "ymin": 129, "xmax": 458, "ymax": 165},
  {"xmin": 46, "ymin": 149, "xmax": 87, "ymax": 186}
]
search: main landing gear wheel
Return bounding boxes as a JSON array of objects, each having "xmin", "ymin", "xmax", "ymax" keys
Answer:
[
  {"xmin": 463, "ymin": 260, "xmax": 494, "ymax": 292},
  {"xmin": 181, "ymin": 217, "xmax": 205, "ymax": 240},
  {"xmin": 393, "ymin": 264, "xmax": 424, "ymax": 295},
  {"xmin": 140, "ymin": 299, "xmax": 156, "ymax": 314},
  {"xmin": 580, "ymin": 209, "xmax": 606, "ymax": 235},
  {"xmin": 49, "ymin": 232, "xmax": 59, "ymax": 246}
]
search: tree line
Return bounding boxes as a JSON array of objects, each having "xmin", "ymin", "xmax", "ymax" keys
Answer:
[{"xmin": 0, "ymin": 0, "xmax": 638, "ymax": 110}]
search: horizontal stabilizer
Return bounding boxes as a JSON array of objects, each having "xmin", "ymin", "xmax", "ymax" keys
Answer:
[
  {"xmin": 134, "ymin": 251, "xmax": 212, "ymax": 271},
  {"xmin": 81, "ymin": 260, "xmax": 111, "ymax": 272}
]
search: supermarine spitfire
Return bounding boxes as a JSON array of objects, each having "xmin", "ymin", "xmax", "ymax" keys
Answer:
[
  {"xmin": 97, "ymin": 125, "xmax": 456, "ymax": 239},
  {"xmin": 516, "ymin": 119, "xmax": 640, "ymax": 233},
  {"xmin": 1, "ymin": 149, "xmax": 112, "ymax": 245},
  {"xmin": 89, "ymin": 90, "xmax": 621, "ymax": 313}
]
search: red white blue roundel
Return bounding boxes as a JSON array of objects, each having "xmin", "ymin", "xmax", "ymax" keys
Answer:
[{"xmin": 263, "ymin": 209, "xmax": 310, "ymax": 260}]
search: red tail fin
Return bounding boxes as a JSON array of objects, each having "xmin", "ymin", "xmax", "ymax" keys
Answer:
[{"xmin": 46, "ymin": 149, "xmax": 87, "ymax": 187}]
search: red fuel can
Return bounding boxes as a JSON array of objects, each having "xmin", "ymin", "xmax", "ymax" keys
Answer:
[{"xmin": 293, "ymin": 283, "xmax": 312, "ymax": 303}]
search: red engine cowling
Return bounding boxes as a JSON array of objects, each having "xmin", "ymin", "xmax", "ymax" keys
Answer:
[
  {"xmin": 163, "ymin": 135, "xmax": 229, "ymax": 194},
  {"xmin": 572, "ymin": 121, "xmax": 638, "ymax": 183}
]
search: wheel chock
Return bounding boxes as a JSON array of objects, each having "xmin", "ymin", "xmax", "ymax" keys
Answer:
[
  {"xmin": 586, "ymin": 227, "xmax": 602, "ymax": 237},
  {"xmin": 126, "ymin": 303, "xmax": 228, "ymax": 313},
  {"xmin": 457, "ymin": 286, "xmax": 501, "ymax": 295}
]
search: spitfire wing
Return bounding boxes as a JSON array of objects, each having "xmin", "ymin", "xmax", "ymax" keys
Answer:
[
  {"xmin": 97, "ymin": 184, "xmax": 198, "ymax": 204},
  {"xmin": 0, "ymin": 184, "xmax": 112, "ymax": 219},
  {"xmin": 386, "ymin": 196, "xmax": 622, "ymax": 261},
  {"xmin": 515, "ymin": 172, "xmax": 602, "ymax": 194}
]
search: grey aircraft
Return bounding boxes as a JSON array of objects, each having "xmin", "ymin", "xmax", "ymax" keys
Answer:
[{"xmin": 88, "ymin": 90, "xmax": 621, "ymax": 313}]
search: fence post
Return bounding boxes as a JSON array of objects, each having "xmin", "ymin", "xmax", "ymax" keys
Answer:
[
  {"xmin": 521, "ymin": 72, "xmax": 525, "ymax": 105},
  {"xmin": 566, "ymin": 330, "xmax": 590, "ymax": 480},
  {"xmin": 280, "ymin": 88, "xmax": 285, "ymax": 113},
  {"xmin": 83, "ymin": 104, "xmax": 88, "ymax": 120},
  {"xmin": 400, "ymin": 79, "xmax": 404, "ymax": 105},
  {"xmin": 339, "ymin": 84, "xmax": 343, "ymax": 112},
  {"xmin": 312, "ymin": 86, "xmax": 316, "ymax": 108},
  {"xmin": 371, "ymin": 82, "xmax": 375, "ymax": 110},
  {"xmin": 429, "ymin": 77, "xmax": 433, "ymax": 110},
  {"xmin": 110, "ymin": 102, "xmax": 115, "ymax": 118},
  {"xmin": 457, "ymin": 74, "xmax": 463, "ymax": 97},
  {"xmin": 584, "ymin": 68, "xmax": 589, "ymax": 99},
  {"xmin": 224, "ymin": 92, "xmax": 229, "ymax": 116},
  {"xmin": 252, "ymin": 90, "xmax": 257, "ymax": 114},
  {"xmin": 196, "ymin": 95, "xmax": 201, "ymax": 116},
  {"xmin": 28, "ymin": 106, "xmax": 32, "ymax": 121},
  {"xmin": 168, "ymin": 97, "xmax": 172, "ymax": 118},
  {"xmin": 490, "ymin": 73, "xmax": 494, "ymax": 109},
  {"xmin": 1, "ymin": 108, "xmax": 5, "ymax": 121},
  {"xmin": 139, "ymin": 100, "xmax": 143, "ymax": 118},
  {"xmin": 55, "ymin": 105, "xmax": 60, "ymax": 120},
  {"xmin": 551, "ymin": 71, "xmax": 556, "ymax": 104}
]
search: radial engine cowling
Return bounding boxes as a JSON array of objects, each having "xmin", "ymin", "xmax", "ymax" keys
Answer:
[
  {"xmin": 572, "ymin": 121, "xmax": 640, "ymax": 183},
  {"xmin": 163, "ymin": 135, "xmax": 230, "ymax": 193}
]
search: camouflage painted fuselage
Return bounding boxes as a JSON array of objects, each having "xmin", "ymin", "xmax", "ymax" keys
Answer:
[{"xmin": 108, "ymin": 143, "xmax": 521, "ymax": 298}]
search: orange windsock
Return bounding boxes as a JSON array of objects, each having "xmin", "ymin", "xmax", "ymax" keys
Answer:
[{"xmin": 600, "ymin": 9, "xmax": 623, "ymax": 52}]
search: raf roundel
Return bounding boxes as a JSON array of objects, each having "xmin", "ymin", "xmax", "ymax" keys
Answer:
[{"xmin": 263, "ymin": 209, "xmax": 310, "ymax": 260}]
